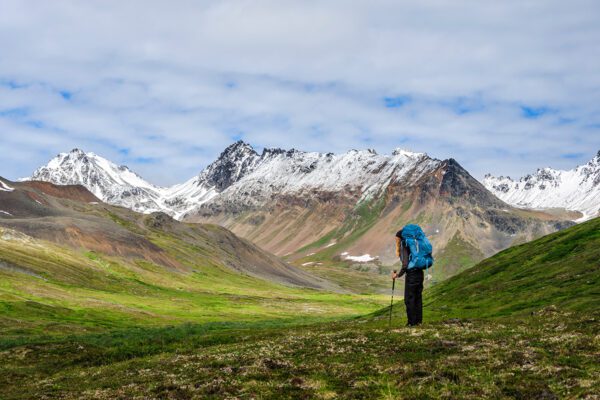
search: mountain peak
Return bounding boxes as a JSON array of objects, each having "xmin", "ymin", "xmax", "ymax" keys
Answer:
[
  {"xmin": 438, "ymin": 158, "xmax": 506, "ymax": 208},
  {"xmin": 25, "ymin": 148, "xmax": 164, "ymax": 213},
  {"xmin": 201, "ymin": 141, "xmax": 260, "ymax": 191},
  {"xmin": 221, "ymin": 140, "xmax": 257, "ymax": 157}
]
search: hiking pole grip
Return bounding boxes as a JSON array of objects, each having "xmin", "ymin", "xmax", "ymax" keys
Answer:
[{"xmin": 388, "ymin": 270, "xmax": 397, "ymax": 328}]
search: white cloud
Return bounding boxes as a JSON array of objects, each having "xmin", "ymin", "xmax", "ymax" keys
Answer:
[{"xmin": 0, "ymin": 0, "xmax": 599, "ymax": 185}]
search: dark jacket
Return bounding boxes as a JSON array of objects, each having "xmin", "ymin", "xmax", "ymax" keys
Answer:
[{"xmin": 395, "ymin": 230, "xmax": 410, "ymax": 276}]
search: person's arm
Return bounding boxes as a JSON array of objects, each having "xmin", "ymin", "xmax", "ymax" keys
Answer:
[
  {"xmin": 400, "ymin": 240, "xmax": 410, "ymax": 268},
  {"xmin": 393, "ymin": 233, "xmax": 408, "ymax": 279},
  {"xmin": 394, "ymin": 266, "xmax": 407, "ymax": 279}
]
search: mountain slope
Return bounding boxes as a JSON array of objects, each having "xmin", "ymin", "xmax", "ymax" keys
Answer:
[
  {"xmin": 483, "ymin": 150, "xmax": 600, "ymax": 221},
  {"xmin": 185, "ymin": 144, "xmax": 440, "ymax": 254},
  {"xmin": 424, "ymin": 215, "xmax": 600, "ymax": 318}
]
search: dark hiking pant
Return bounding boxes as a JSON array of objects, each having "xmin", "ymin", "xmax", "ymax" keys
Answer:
[{"xmin": 404, "ymin": 269, "xmax": 424, "ymax": 326}]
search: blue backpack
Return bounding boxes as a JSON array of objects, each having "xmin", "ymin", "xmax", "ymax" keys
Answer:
[{"xmin": 401, "ymin": 224, "xmax": 434, "ymax": 270}]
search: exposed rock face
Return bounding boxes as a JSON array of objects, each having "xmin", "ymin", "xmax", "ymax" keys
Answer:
[
  {"xmin": 439, "ymin": 159, "xmax": 505, "ymax": 208},
  {"xmin": 201, "ymin": 141, "xmax": 259, "ymax": 191}
]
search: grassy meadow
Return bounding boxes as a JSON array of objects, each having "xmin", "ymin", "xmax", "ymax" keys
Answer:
[
  {"xmin": 0, "ymin": 229, "xmax": 386, "ymax": 339},
  {"xmin": 1, "ymin": 216, "xmax": 598, "ymax": 398}
]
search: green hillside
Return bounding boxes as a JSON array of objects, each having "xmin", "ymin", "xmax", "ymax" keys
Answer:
[
  {"xmin": 0, "ymin": 179, "xmax": 386, "ymax": 340},
  {"xmin": 423, "ymin": 214, "xmax": 600, "ymax": 319},
  {"xmin": 1, "ymin": 217, "xmax": 598, "ymax": 398},
  {"xmin": 0, "ymin": 228, "xmax": 381, "ymax": 338}
]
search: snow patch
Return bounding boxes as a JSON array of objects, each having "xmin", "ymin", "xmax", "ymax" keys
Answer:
[
  {"xmin": 0, "ymin": 210, "xmax": 13, "ymax": 216},
  {"xmin": 0, "ymin": 180, "xmax": 14, "ymax": 192},
  {"xmin": 344, "ymin": 253, "xmax": 377, "ymax": 263},
  {"xmin": 324, "ymin": 242, "xmax": 336, "ymax": 248},
  {"xmin": 301, "ymin": 262, "xmax": 315, "ymax": 266}
]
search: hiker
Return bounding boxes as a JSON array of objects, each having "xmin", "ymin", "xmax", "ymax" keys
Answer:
[{"xmin": 392, "ymin": 225, "xmax": 434, "ymax": 326}]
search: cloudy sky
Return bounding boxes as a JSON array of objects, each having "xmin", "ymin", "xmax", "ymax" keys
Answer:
[{"xmin": 1, "ymin": 0, "xmax": 599, "ymax": 186}]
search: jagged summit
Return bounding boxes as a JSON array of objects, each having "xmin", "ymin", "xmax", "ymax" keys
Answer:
[
  {"xmin": 483, "ymin": 150, "xmax": 600, "ymax": 220},
  {"xmin": 437, "ymin": 158, "xmax": 506, "ymax": 208},
  {"xmin": 220, "ymin": 140, "xmax": 258, "ymax": 157},
  {"xmin": 201, "ymin": 141, "xmax": 259, "ymax": 191}
]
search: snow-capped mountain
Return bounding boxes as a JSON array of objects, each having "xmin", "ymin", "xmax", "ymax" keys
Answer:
[
  {"xmin": 184, "ymin": 141, "xmax": 439, "ymax": 216},
  {"xmin": 25, "ymin": 142, "xmax": 439, "ymax": 218},
  {"xmin": 24, "ymin": 149, "xmax": 167, "ymax": 214},
  {"xmin": 181, "ymin": 142, "xmax": 570, "ymax": 266},
  {"xmin": 483, "ymin": 151, "xmax": 600, "ymax": 221},
  {"xmin": 160, "ymin": 141, "xmax": 260, "ymax": 217}
]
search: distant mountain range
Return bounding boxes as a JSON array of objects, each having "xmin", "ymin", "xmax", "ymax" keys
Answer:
[
  {"xmin": 24, "ymin": 143, "xmax": 441, "ymax": 220},
  {"xmin": 483, "ymin": 151, "xmax": 600, "ymax": 221},
  {"xmin": 26, "ymin": 144, "xmax": 600, "ymax": 224},
  {"xmin": 19, "ymin": 142, "xmax": 585, "ymax": 283}
]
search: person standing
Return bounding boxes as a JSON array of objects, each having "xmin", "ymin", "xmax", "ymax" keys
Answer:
[{"xmin": 392, "ymin": 228, "xmax": 425, "ymax": 326}]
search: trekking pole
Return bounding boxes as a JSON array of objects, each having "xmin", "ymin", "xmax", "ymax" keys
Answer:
[{"xmin": 388, "ymin": 270, "xmax": 396, "ymax": 328}]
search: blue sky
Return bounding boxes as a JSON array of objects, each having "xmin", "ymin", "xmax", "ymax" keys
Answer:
[{"xmin": 0, "ymin": 0, "xmax": 599, "ymax": 186}]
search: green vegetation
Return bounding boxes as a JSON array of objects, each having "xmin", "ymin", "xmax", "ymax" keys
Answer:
[
  {"xmin": 296, "ymin": 196, "xmax": 387, "ymax": 260},
  {"xmin": 1, "ymin": 216, "xmax": 599, "ymax": 399},
  {"xmin": 0, "ymin": 234, "xmax": 384, "ymax": 339},
  {"xmin": 299, "ymin": 260, "xmax": 393, "ymax": 294},
  {"xmin": 424, "ymin": 215, "xmax": 600, "ymax": 319},
  {"xmin": 430, "ymin": 231, "xmax": 484, "ymax": 284},
  {"xmin": 291, "ymin": 197, "xmax": 394, "ymax": 294},
  {"xmin": 1, "ymin": 310, "xmax": 597, "ymax": 399}
]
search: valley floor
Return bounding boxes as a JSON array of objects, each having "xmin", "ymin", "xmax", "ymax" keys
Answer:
[{"xmin": 1, "ymin": 307, "xmax": 598, "ymax": 399}]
